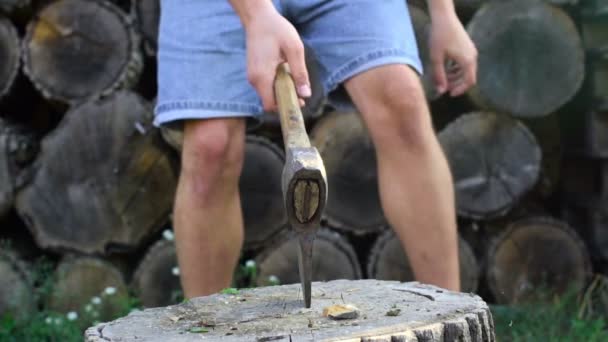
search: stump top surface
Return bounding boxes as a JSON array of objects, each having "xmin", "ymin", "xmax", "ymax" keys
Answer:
[{"xmin": 87, "ymin": 280, "xmax": 492, "ymax": 342}]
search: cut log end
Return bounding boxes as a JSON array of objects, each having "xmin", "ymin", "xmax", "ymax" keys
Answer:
[
  {"xmin": 15, "ymin": 91, "xmax": 176, "ymax": 254},
  {"xmin": 0, "ymin": 16, "xmax": 19, "ymax": 100},
  {"xmin": 23, "ymin": 0, "xmax": 142, "ymax": 103},
  {"xmin": 311, "ymin": 111, "xmax": 385, "ymax": 233},
  {"xmin": 48, "ymin": 257, "xmax": 128, "ymax": 320},
  {"xmin": 255, "ymin": 229, "xmax": 362, "ymax": 287},
  {"xmin": 467, "ymin": 0, "xmax": 584, "ymax": 117},
  {"xmin": 367, "ymin": 230, "xmax": 480, "ymax": 293},
  {"xmin": 486, "ymin": 216, "xmax": 592, "ymax": 304},
  {"xmin": 0, "ymin": 247, "xmax": 35, "ymax": 319},
  {"xmin": 438, "ymin": 112, "xmax": 542, "ymax": 219},
  {"xmin": 85, "ymin": 279, "xmax": 495, "ymax": 342},
  {"xmin": 132, "ymin": 239, "xmax": 181, "ymax": 308}
]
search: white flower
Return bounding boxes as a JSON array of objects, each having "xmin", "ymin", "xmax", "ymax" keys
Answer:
[
  {"xmin": 104, "ymin": 287, "xmax": 117, "ymax": 296},
  {"xmin": 85, "ymin": 304, "xmax": 93, "ymax": 313},
  {"xmin": 45, "ymin": 317, "xmax": 53, "ymax": 324},
  {"xmin": 54, "ymin": 317, "xmax": 63, "ymax": 325},
  {"xmin": 91, "ymin": 296, "xmax": 102, "ymax": 305},
  {"xmin": 66, "ymin": 311, "xmax": 78, "ymax": 321},
  {"xmin": 162, "ymin": 230, "xmax": 174, "ymax": 241},
  {"xmin": 245, "ymin": 260, "xmax": 256, "ymax": 268},
  {"xmin": 268, "ymin": 275, "xmax": 279, "ymax": 284},
  {"xmin": 172, "ymin": 266, "xmax": 180, "ymax": 276},
  {"xmin": 129, "ymin": 308, "xmax": 141, "ymax": 314}
]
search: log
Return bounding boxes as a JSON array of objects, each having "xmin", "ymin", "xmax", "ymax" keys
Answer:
[
  {"xmin": 0, "ymin": 0, "xmax": 29, "ymax": 14},
  {"xmin": 520, "ymin": 115, "xmax": 562, "ymax": 197},
  {"xmin": 132, "ymin": 239, "xmax": 181, "ymax": 308},
  {"xmin": 133, "ymin": 0, "xmax": 159, "ymax": 55},
  {"xmin": 367, "ymin": 230, "xmax": 480, "ymax": 293},
  {"xmin": 310, "ymin": 111, "xmax": 386, "ymax": 233},
  {"xmin": 48, "ymin": 256, "xmax": 129, "ymax": 320},
  {"xmin": 0, "ymin": 15, "xmax": 19, "ymax": 101},
  {"xmin": 485, "ymin": 216, "xmax": 592, "ymax": 304},
  {"xmin": 0, "ymin": 119, "xmax": 38, "ymax": 219},
  {"xmin": 437, "ymin": 112, "xmax": 542, "ymax": 219},
  {"xmin": 85, "ymin": 279, "xmax": 496, "ymax": 342},
  {"xmin": 0, "ymin": 247, "xmax": 35, "ymax": 319},
  {"xmin": 466, "ymin": 0, "xmax": 584, "ymax": 117},
  {"xmin": 240, "ymin": 135, "xmax": 288, "ymax": 250},
  {"xmin": 255, "ymin": 229, "xmax": 362, "ymax": 286},
  {"xmin": 22, "ymin": 0, "xmax": 143, "ymax": 104},
  {"xmin": 15, "ymin": 91, "xmax": 177, "ymax": 254}
]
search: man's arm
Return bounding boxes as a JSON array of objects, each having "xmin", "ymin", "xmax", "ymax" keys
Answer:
[
  {"xmin": 426, "ymin": 0, "xmax": 478, "ymax": 96},
  {"xmin": 228, "ymin": 0, "xmax": 311, "ymax": 111}
]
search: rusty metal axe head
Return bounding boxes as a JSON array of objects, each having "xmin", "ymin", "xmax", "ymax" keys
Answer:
[{"xmin": 282, "ymin": 146, "xmax": 327, "ymax": 233}]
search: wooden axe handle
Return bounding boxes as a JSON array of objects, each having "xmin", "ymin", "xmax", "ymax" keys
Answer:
[{"xmin": 274, "ymin": 63, "xmax": 311, "ymax": 150}]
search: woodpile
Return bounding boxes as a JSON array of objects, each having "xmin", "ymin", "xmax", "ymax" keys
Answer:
[{"xmin": 0, "ymin": 0, "xmax": 605, "ymax": 323}]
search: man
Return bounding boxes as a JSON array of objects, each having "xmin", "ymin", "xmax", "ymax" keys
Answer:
[{"xmin": 154, "ymin": 0, "xmax": 477, "ymax": 299}]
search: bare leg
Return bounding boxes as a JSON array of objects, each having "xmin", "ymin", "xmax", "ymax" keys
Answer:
[
  {"xmin": 345, "ymin": 65, "xmax": 460, "ymax": 291},
  {"xmin": 173, "ymin": 118, "xmax": 246, "ymax": 298}
]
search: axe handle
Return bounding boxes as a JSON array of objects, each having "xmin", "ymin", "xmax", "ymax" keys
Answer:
[{"xmin": 274, "ymin": 63, "xmax": 311, "ymax": 150}]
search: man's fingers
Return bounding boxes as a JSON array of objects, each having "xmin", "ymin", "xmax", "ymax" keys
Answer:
[
  {"xmin": 248, "ymin": 68, "xmax": 277, "ymax": 112},
  {"xmin": 284, "ymin": 41, "xmax": 311, "ymax": 98},
  {"xmin": 431, "ymin": 52, "xmax": 448, "ymax": 95}
]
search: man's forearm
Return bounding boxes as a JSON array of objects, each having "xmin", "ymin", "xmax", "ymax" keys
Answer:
[
  {"xmin": 228, "ymin": 0, "xmax": 276, "ymax": 27},
  {"xmin": 426, "ymin": 0, "xmax": 457, "ymax": 20}
]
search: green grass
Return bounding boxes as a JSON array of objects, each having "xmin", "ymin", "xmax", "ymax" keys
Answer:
[{"xmin": 491, "ymin": 277, "xmax": 608, "ymax": 341}]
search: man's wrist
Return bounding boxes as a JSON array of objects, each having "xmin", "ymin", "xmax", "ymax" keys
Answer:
[
  {"xmin": 228, "ymin": 0, "xmax": 277, "ymax": 28},
  {"xmin": 426, "ymin": 0, "xmax": 457, "ymax": 21}
]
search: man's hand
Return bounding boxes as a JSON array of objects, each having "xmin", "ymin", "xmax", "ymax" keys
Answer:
[
  {"xmin": 428, "ymin": 10, "xmax": 478, "ymax": 97},
  {"xmin": 230, "ymin": 1, "xmax": 310, "ymax": 112}
]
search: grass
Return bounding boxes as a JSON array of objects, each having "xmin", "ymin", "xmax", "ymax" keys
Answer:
[{"xmin": 491, "ymin": 276, "xmax": 608, "ymax": 341}]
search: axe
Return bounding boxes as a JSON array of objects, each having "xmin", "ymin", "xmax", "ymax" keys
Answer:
[{"xmin": 274, "ymin": 63, "xmax": 327, "ymax": 308}]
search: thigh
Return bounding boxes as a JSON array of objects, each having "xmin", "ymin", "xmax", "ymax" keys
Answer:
[
  {"xmin": 155, "ymin": 0, "xmax": 263, "ymax": 128},
  {"xmin": 291, "ymin": 0, "xmax": 423, "ymax": 107}
]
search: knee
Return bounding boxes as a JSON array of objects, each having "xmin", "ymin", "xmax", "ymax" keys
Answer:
[
  {"xmin": 365, "ymin": 72, "xmax": 435, "ymax": 152},
  {"xmin": 180, "ymin": 119, "xmax": 245, "ymax": 188}
]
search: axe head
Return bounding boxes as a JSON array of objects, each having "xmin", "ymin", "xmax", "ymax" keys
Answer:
[
  {"xmin": 282, "ymin": 146, "xmax": 326, "ymax": 308},
  {"xmin": 282, "ymin": 146, "xmax": 327, "ymax": 232}
]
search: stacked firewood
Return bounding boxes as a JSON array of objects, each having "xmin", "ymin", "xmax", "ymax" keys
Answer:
[{"xmin": 0, "ymin": 0, "xmax": 606, "ymax": 319}]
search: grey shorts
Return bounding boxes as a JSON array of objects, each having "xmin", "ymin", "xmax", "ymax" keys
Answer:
[{"xmin": 154, "ymin": 0, "xmax": 423, "ymax": 127}]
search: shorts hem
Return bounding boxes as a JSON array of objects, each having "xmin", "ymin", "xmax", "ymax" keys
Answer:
[
  {"xmin": 153, "ymin": 101, "xmax": 263, "ymax": 127},
  {"xmin": 323, "ymin": 48, "xmax": 424, "ymax": 94}
]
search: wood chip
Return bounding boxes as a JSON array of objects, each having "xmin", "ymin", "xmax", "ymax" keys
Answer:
[
  {"xmin": 322, "ymin": 304, "xmax": 360, "ymax": 320},
  {"xmin": 168, "ymin": 315, "xmax": 183, "ymax": 323}
]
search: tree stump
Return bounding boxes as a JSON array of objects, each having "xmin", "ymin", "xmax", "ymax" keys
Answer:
[
  {"xmin": 132, "ymin": 238, "xmax": 182, "ymax": 308},
  {"xmin": 0, "ymin": 15, "xmax": 19, "ymax": 101},
  {"xmin": 15, "ymin": 91, "xmax": 177, "ymax": 254},
  {"xmin": 367, "ymin": 230, "xmax": 480, "ymax": 293},
  {"xmin": 133, "ymin": 0, "xmax": 159, "ymax": 55},
  {"xmin": 467, "ymin": 0, "xmax": 584, "ymax": 117},
  {"xmin": 437, "ymin": 112, "xmax": 542, "ymax": 219},
  {"xmin": 255, "ymin": 229, "xmax": 362, "ymax": 287},
  {"xmin": 0, "ymin": 119, "xmax": 38, "ymax": 219},
  {"xmin": 311, "ymin": 111, "xmax": 385, "ymax": 233},
  {"xmin": 22, "ymin": 0, "xmax": 142, "ymax": 104},
  {"xmin": 485, "ymin": 216, "xmax": 592, "ymax": 304},
  {"xmin": 85, "ymin": 279, "xmax": 495, "ymax": 342},
  {"xmin": 48, "ymin": 256, "xmax": 129, "ymax": 320},
  {"xmin": 0, "ymin": 247, "xmax": 35, "ymax": 319},
  {"xmin": 241, "ymin": 136, "xmax": 288, "ymax": 250}
]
